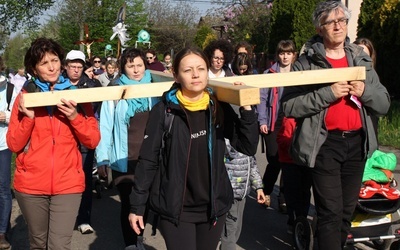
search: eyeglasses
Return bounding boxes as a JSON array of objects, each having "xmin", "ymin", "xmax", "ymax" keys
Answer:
[
  {"xmin": 321, "ymin": 18, "xmax": 348, "ymax": 29},
  {"xmin": 146, "ymin": 56, "xmax": 154, "ymax": 60},
  {"xmin": 67, "ymin": 65, "xmax": 83, "ymax": 70},
  {"xmin": 93, "ymin": 60, "xmax": 101, "ymax": 63},
  {"xmin": 212, "ymin": 56, "xmax": 224, "ymax": 62}
]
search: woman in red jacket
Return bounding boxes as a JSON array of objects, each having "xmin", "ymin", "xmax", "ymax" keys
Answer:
[{"xmin": 6, "ymin": 38, "xmax": 100, "ymax": 250}]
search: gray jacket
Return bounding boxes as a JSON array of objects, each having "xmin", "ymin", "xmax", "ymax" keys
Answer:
[
  {"xmin": 282, "ymin": 35, "xmax": 390, "ymax": 168},
  {"xmin": 97, "ymin": 72, "xmax": 118, "ymax": 87},
  {"xmin": 224, "ymin": 139, "xmax": 263, "ymax": 200}
]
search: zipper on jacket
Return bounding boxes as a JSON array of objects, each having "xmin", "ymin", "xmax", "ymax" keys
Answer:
[
  {"xmin": 242, "ymin": 156, "xmax": 251, "ymax": 200},
  {"xmin": 179, "ymin": 108, "xmax": 192, "ymax": 223},
  {"xmin": 207, "ymin": 104, "xmax": 218, "ymax": 226},
  {"xmin": 50, "ymin": 112, "xmax": 61, "ymax": 195}
]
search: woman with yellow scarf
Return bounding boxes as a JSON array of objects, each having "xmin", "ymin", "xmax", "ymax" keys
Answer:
[{"xmin": 129, "ymin": 47, "xmax": 259, "ymax": 250}]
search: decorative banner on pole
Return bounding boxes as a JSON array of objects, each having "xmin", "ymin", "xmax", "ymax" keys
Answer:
[
  {"xmin": 135, "ymin": 30, "xmax": 151, "ymax": 48},
  {"xmin": 111, "ymin": 2, "xmax": 130, "ymax": 58}
]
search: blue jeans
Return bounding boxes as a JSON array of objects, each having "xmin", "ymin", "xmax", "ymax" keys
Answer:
[{"xmin": 0, "ymin": 149, "xmax": 12, "ymax": 233}]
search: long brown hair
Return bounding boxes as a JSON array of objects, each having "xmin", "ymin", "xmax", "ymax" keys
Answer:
[
  {"xmin": 172, "ymin": 47, "xmax": 221, "ymax": 125},
  {"xmin": 232, "ymin": 52, "xmax": 253, "ymax": 75},
  {"xmin": 354, "ymin": 37, "xmax": 376, "ymax": 68}
]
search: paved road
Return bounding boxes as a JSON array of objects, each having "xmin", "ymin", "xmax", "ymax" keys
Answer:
[{"xmin": 7, "ymin": 144, "xmax": 400, "ymax": 250}]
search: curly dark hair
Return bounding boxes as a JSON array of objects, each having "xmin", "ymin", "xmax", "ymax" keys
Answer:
[
  {"xmin": 24, "ymin": 38, "xmax": 64, "ymax": 77},
  {"xmin": 119, "ymin": 48, "xmax": 147, "ymax": 75},
  {"xmin": 203, "ymin": 39, "xmax": 234, "ymax": 65}
]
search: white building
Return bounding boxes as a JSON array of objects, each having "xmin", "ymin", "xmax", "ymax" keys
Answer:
[{"xmin": 342, "ymin": 0, "xmax": 363, "ymax": 42}]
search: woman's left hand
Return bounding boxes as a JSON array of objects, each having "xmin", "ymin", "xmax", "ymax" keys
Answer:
[
  {"xmin": 349, "ymin": 80, "xmax": 365, "ymax": 97},
  {"xmin": 233, "ymin": 81, "xmax": 252, "ymax": 110},
  {"xmin": 57, "ymin": 98, "xmax": 78, "ymax": 120},
  {"xmin": 129, "ymin": 213, "xmax": 145, "ymax": 235}
]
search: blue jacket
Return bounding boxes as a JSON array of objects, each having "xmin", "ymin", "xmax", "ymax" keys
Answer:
[{"xmin": 96, "ymin": 71, "xmax": 159, "ymax": 172}]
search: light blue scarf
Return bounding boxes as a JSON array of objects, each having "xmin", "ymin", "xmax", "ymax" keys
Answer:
[
  {"xmin": 33, "ymin": 75, "xmax": 75, "ymax": 114},
  {"xmin": 118, "ymin": 70, "xmax": 152, "ymax": 124},
  {"xmin": 34, "ymin": 75, "xmax": 75, "ymax": 92}
]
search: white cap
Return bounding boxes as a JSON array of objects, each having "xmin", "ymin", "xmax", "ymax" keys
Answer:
[{"xmin": 66, "ymin": 50, "xmax": 86, "ymax": 63}]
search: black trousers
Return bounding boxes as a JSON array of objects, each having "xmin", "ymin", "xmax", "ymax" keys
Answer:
[
  {"xmin": 76, "ymin": 149, "xmax": 95, "ymax": 225},
  {"xmin": 281, "ymin": 162, "xmax": 312, "ymax": 226},
  {"xmin": 312, "ymin": 132, "xmax": 365, "ymax": 250},
  {"xmin": 159, "ymin": 214, "xmax": 226, "ymax": 250},
  {"xmin": 261, "ymin": 130, "xmax": 282, "ymax": 195},
  {"xmin": 114, "ymin": 176, "xmax": 148, "ymax": 247}
]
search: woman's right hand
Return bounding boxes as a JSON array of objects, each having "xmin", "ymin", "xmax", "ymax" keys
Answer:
[
  {"xmin": 233, "ymin": 81, "xmax": 252, "ymax": 110},
  {"xmin": 97, "ymin": 165, "xmax": 108, "ymax": 178},
  {"xmin": 18, "ymin": 93, "xmax": 35, "ymax": 119},
  {"xmin": 129, "ymin": 213, "xmax": 145, "ymax": 235},
  {"xmin": 260, "ymin": 124, "xmax": 269, "ymax": 134}
]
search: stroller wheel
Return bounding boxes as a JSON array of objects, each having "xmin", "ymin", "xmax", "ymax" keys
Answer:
[
  {"xmin": 293, "ymin": 216, "xmax": 313, "ymax": 250},
  {"xmin": 373, "ymin": 239, "xmax": 392, "ymax": 250},
  {"xmin": 390, "ymin": 240, "xmax": 400, "ymax": 250}
]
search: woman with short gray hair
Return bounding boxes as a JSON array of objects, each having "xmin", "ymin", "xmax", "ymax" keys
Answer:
[{"xmin": 282, "ymin": 1, "xmax": 390, "ymax": 249}]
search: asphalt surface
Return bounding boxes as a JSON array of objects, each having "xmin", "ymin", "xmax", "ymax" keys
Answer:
[{"xmin": 7, "ymin": 143, "xmax": 400, "ymax": 250}]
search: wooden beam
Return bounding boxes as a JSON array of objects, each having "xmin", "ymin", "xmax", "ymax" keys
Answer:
[
  {"xmin": 212, "ymin": 66, "xmax": 366, "ymax": 87},
  {"xmin": 23, "ymin": 71, "xmax": 260, "ymax": 107},
  {"xmin": 150, "ymin": 71, "xmax": 261, "ymax": 106},
  {"xmin": 24, "ymin": 82, "xmax": 174, "ymax": 108},
  {"xmin": 23, "ymin": 67, "xmax": 365, "ymax": 108}
]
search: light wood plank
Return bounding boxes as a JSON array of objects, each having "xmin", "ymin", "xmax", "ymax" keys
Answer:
[
  {"xmin": 212, "ymin": 66, "xmax": 366, "ymax": 87},
  {"xmin": 23, "ymin": 67, "xmax": 365, "ymax": 108}
]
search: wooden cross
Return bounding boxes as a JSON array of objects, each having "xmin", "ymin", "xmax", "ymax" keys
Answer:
[
  {"xmin": 23, "ymin": 67, "xmax": 366, "ymax": 108},
  {"xmin": 74, "ymin": 24, "xmax": 104, "ymax": 59}
]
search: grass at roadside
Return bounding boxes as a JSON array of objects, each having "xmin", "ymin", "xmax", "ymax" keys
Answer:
[{"xmin": 379, "ymin": 100, "xmax": 400, "ymax": 149}]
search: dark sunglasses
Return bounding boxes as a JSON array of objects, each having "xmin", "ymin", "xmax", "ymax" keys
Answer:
[
  {"xmin": 146, "ymin": 56, "xmax": 154, "ymax": 60},
  {"xmin": 94, "ymin": 60, "xmax": 101, "ymax": 63}
]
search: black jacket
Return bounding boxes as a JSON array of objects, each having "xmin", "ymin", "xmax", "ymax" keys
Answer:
[{"xmin": 131, "ymin": 91, "xmax": 258, "ymax": 225}]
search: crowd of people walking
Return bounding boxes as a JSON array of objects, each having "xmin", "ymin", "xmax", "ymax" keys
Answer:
[{"xmin": 0, "ymin": 1, "xmax": 391, "ymax": 249}]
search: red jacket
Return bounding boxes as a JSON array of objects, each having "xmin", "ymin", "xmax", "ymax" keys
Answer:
[
  {"xmin": 277, "ymin": 117, "xmax": 296, "ymax": 163},
  {"xmin": 6, "ymin": 93, "xmax": 100, "ymax": 195}
]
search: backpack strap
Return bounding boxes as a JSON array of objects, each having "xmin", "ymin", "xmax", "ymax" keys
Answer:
[
  {"xmin": 162, "ymin": 106, "xmax": 175, "ymax": 148},
  {"xmin": 6, "ymin": 81, "xmax": 14, "ymax": 111}
]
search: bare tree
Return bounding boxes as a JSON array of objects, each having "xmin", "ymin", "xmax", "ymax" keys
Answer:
[{"xmin": 144, "ymin": 0, "xmax": 200, "ymax": 53}]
